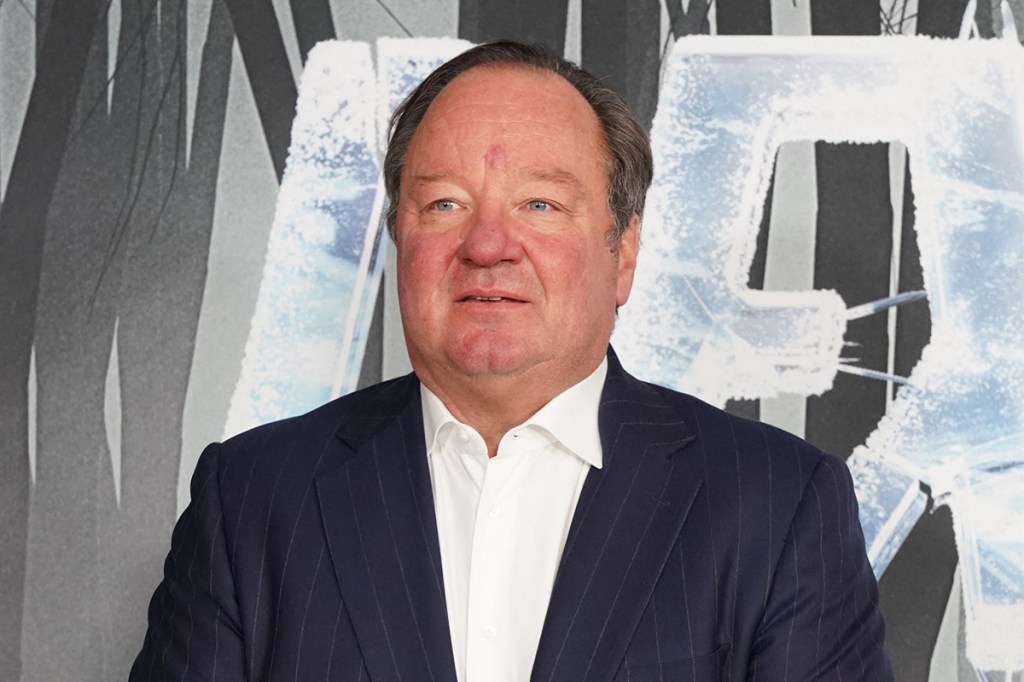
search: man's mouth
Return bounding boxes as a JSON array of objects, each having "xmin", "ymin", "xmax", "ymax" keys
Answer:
[{"xmin": 459, "ymin": 295, "xmax": 525, "ymax": 303}]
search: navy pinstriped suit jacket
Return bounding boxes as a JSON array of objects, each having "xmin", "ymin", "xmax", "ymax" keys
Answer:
[{"xmin": 131, "ymin": 350, "xmax": 893, "ymax": 681}]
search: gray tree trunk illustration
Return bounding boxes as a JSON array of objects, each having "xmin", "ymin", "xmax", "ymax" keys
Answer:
[
  {"xmin": 21, "ymin": 1, "xmax": 233, "ymax": 679},
  {"xmin": 224, "ymin": 0, "xmax": 300, "ymax": 180},
  {"xmin": 0, "ymin": 0, "xmax": 106, "ymax": 678}
]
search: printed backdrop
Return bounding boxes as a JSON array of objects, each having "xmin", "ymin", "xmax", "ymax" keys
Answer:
[{"xmin": 1, "ymin": 0, "xmax": 1021, "ymax": 680}]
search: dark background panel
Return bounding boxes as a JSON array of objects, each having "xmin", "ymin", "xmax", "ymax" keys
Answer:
[
  {"xmin": 811, "ymin": 0, "xmax": 883, "ymax": 35},
  {"xmin": 917, "ymin": 0, "xmax": 971, "ymax": 35},
  {"xmin": 458, "ymin": 0, "xmax": 569, "ymax": 52},
  {"xmin": 879, "ymin": 505, "xmax": 959, "ymax": 681},
  {"xmin": 580, "ymin": 0, "xmax": 661, "ymax": 130},
  {"xmin": 665, "ymin": 0, "xmax": 712, "ymax": 36},
  {"xmin": 717, "ymin": 0, "xmax": 772, "ymax": 34},
  {"xmin": 290, "ymin": 0, "xmax": 337, "ymax": 61},
  {"xmin": 804, "ymin": 142, "xmax": 894, "ymax": 461}
]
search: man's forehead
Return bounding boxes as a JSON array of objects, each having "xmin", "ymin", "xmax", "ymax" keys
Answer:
[
  {"xmin": 424, "ymin": 64, "xmax": 596, "ymax": 126},
  {"xmin": 399, "ymin": 65, "xmax": 608, "ymax": 190}
]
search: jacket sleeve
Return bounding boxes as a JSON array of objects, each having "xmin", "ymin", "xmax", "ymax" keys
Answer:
[
  {"xmin": 749, "ymin": 453, "xmax": 894, "ymax": 681},
  {"xmin": 129, "ymin": 442, "xmax": 247, "ymax": 681}
]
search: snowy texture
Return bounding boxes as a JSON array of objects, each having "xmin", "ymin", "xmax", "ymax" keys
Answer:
[
  {"xmin": 612, "ymin": 45, "xmax": 848, "ymax": 406},
  {"xmin": 223, "ymin": 41, "xmax": 380, "ymax": 435},
  {"xmin": 614, "ymin": 35, "xmax": 1024, "ymax": 671}
]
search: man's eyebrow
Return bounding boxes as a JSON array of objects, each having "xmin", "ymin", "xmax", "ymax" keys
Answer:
[
  {"xmin": 408, "ymin": 168, "xmax": 587, "ymax": 194},
  {"xmin": 408, "ymin": 171, "xmax": 458, "ymax": 185}
]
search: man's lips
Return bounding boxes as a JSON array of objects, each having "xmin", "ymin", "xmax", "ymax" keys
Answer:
[
  {"xmin": 459, "ymin": 295, "xmax": 525, "ymax": 302},
  {"xmin": 456, "ymin": 291, "xmax": 527, "ymax": 303}
]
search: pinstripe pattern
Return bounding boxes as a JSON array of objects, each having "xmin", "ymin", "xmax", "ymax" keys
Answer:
[{"xmin": 130, "ymin": 350, "xmax": 891, "ymax": 681}]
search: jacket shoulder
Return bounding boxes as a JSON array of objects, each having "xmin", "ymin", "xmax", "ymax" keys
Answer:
[
  {"xmin": 202, "ymin": 373, "xmax": 419, "ymax": 494},
  {"xmin": 641, "ymin": 378, "xmax": 834, "ymax": 486},
  {"xmin": 221, "ymin": 373, "xmax": 417, "ymax": 451}
]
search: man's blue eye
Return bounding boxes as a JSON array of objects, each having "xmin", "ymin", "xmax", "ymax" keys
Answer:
[
  {"xmin": 432, "ymin": 200, "xmax": 457, "ymax": 211},
  {"xmin": 527, "ymin": 200, "xmax": 550, "ymax": 211}
]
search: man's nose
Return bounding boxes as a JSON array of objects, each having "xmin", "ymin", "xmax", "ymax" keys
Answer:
[{"xmin": 457, "ymin": 208, "xmax": 525, "ymax": 266}]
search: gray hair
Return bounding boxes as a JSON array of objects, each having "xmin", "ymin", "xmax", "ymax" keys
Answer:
[{"xmin": 382, "ymin": 41, "xmax": 653, "ymax": 247}]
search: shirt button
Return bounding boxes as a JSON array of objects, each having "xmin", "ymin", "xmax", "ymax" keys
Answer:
[
  {"xmin": 458, "ymin": 431, "xmax": 469, "ymax": 444},
  {"xmin": 487, "ymin": 505, "xmax": 500, "ymax": 518},
  {"xmin": 482, "ymin": 626, "xmax": 497, "ymax": 639}
]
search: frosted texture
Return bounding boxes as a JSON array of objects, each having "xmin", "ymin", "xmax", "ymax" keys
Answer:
[
  {"xmin": 613, "ymin": 36, "xmax": 1024, "ymax": 671},
  {"xmin": 223, "ymin": 42, "xmax": 378, "ymax": 436}
]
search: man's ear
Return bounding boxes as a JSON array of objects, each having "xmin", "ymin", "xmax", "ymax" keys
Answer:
[{"xmin": 616, "ymin": 214, "xmax": 640, "ymax": 307}]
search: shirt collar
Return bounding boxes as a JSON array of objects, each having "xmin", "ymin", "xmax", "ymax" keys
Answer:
[{"xmin": 420, "ymin": 358, "xmax": 607, "ymax": 469}]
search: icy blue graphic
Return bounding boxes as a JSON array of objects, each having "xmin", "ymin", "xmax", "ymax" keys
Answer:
[
  {"xmin": 612, "ymin": 36, "xmax": 1024, "ymax": 671},
  {"xmin": 226, "ymin": 35, "xmax": 1024, "ymax": 672},
  {"xmin": 225, "ymin": 39, "xmax": 469, "ymax": 435},
  {"xmin": 223, "ymin": 42, "xmax": 379, "ymax": 435}
]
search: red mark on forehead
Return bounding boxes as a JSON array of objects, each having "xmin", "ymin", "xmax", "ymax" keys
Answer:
[{"xmin": 484, "ymin": 144, "xmax": 506, "ymax": 169}]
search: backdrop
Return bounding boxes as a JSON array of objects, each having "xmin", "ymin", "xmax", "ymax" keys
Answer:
[{"xmin": 1, "ymin": 0, "xmax": 1021, "ymax": 680}]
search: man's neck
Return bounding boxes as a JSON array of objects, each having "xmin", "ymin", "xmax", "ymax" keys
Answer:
[{"xmin": 417, "ymin": 359, "xmax": 603, "ymax": 457}]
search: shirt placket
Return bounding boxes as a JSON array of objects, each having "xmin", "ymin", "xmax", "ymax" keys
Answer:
[{"xmin": 464, "ymin": 442, "xmax": 526, "ymax": 681}]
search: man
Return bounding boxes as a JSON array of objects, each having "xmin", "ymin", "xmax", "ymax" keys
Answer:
[{"xmin": 131, "ymin": 41, "xmax": 892, "ymax": 681}]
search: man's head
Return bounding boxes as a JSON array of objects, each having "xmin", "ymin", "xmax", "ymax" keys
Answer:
[
  {"xmin": 387, "ymin": 42, "xmax": 653, "ymax": 418},
  {"xmin": 384, "ymin": 41, "xmax": 653, "ymax": 248}
]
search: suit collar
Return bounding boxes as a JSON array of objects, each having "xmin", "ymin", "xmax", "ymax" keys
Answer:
[
  {"xmin": 317, "ymin": 373, "xmax": 458, "ymax": 682},
  {"xmin": 531, "ymin": 348, "xmax": 703, "ymax": 682}
]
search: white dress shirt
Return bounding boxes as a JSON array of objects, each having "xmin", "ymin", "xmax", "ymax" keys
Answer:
[{"xmin": 422, "ymin": 359, "xmax": 607, "ymax": 682}]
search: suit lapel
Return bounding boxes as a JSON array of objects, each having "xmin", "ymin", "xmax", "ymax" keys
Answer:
[
  {"xmin": 315, "ymin": 375, "xmax": 457, "ymax": 682},
  {"xmin": 531, "ymin": 352, "xmax": 705, "ymax": 682}
]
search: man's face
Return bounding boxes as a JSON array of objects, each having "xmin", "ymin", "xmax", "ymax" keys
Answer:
[{"xmin": 395, "ymin": 66, "xmax": 639, "ymax": 394}]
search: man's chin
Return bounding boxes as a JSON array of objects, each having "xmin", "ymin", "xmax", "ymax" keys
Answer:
[
  {"xmin": 446, "ymin": 341, "xmax": 539, "ymax": 378},
  {"xmin": 453, "ymin": 355, "xmax": 530, "ymax": 378}
]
